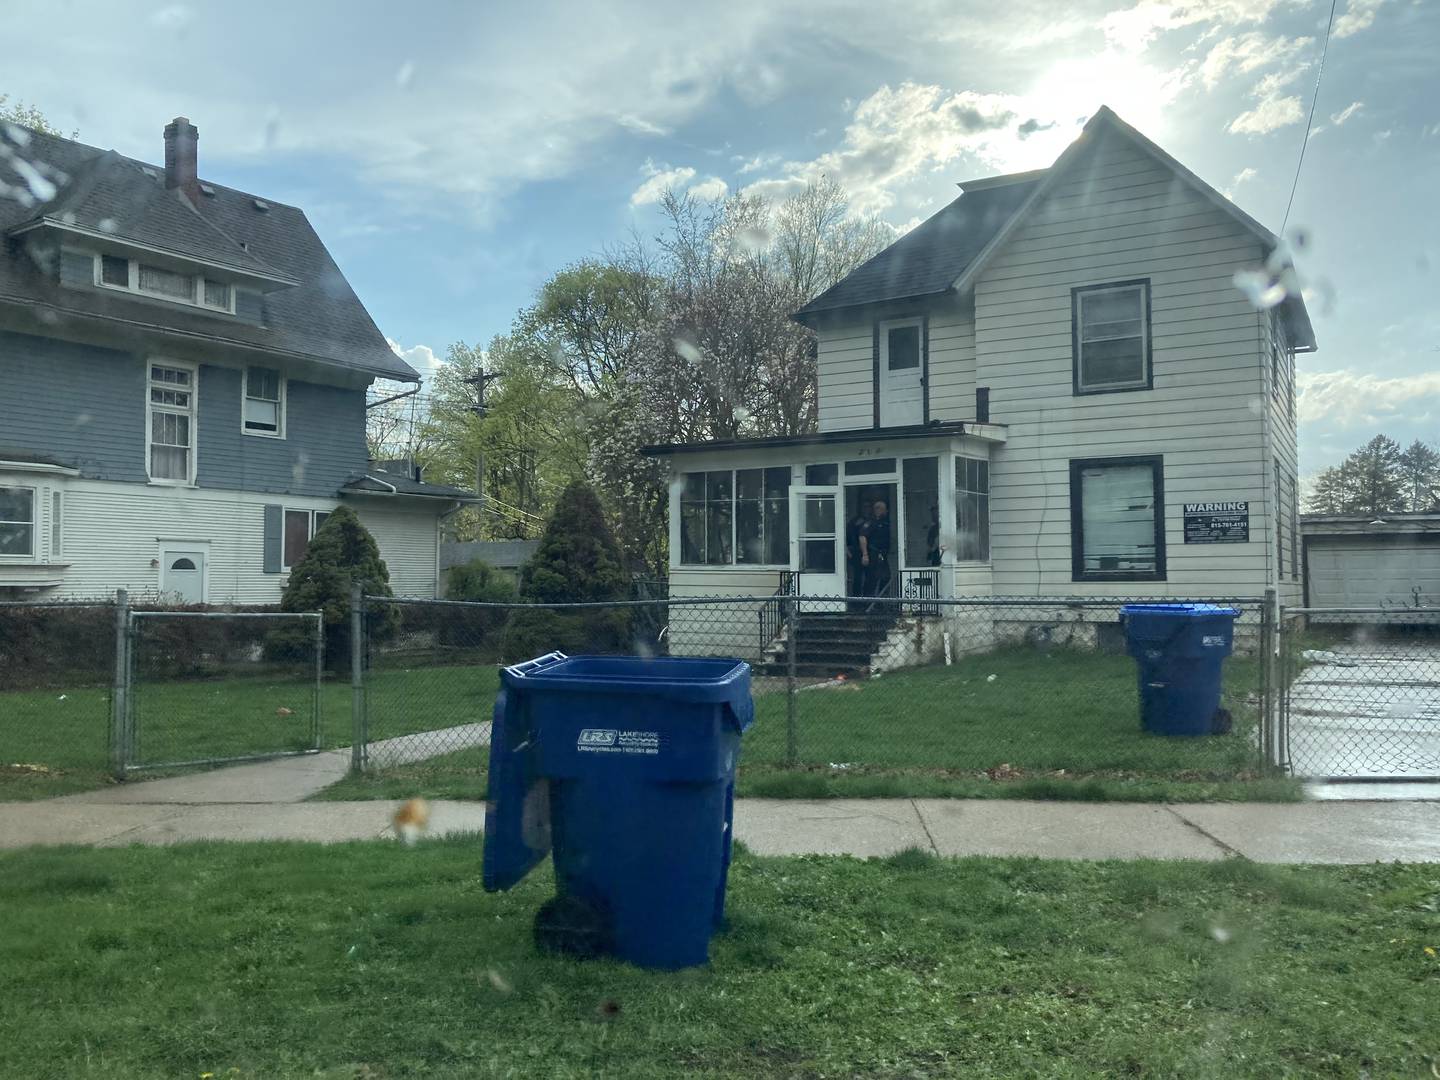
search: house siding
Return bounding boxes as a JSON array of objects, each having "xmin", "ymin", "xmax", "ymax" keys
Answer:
[
  {"xmin": 196, "ymin": 365, "xmax": 368, "ymax": 498},
  {"xmin": 0, "ymin": 329, "xmax": 148, "ymax": 481},
  {"xmin": 972, "ymin": 128, "xmax": 1273, "ymax": 598},
  {"xmin": 12, "ymin": 478, "xmax": 439, "ymax": 602}
]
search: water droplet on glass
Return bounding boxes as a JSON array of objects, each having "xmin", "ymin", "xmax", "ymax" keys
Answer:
[
  {"xmin": 735, "ymin": 225, "xmax": 771, "ymax": 254},
  {"xmin": 1247, "ymin": 397, "xmax": 1263, "ymax": 416},
  {"xmin": 673, "ymin": 336, "xmax": 703, "ymax": 364},
  {"xmin": 1286, "ymin": 226, "xmax": 1311, "ymax": 253},
  {"xmin": 98, "ymin": 218, "xmax": 118, "ymax": 234},
  {"xmin": 485, "ymin": 968, "xmax": 512, "ymax": 993},
  {"xmin": 1232, "ymin": 269, "xmax": 1287, "ymax": 310},
  {"xmin": 2, "ymin": 122, "xmax": 30, "ymax": 146},
  {"xmin": 74, "ymin": 412, "xmax": 92, "ymax": 426},
  {"xmin": 396, "ymin": 61, "xmax": 415, "ymax": 89},
  {"xmin": 1210, "ymin": 926, "xmax": 1232, "ymax": 944}
]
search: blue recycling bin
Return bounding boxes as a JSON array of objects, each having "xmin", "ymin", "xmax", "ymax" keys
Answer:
[
  {"xmin": 1121, "ymin": 604, "xmax": 1239, "ymax": 736},
  {"xmin": 483, "ymin": 652, "xmax": 753, "ymax": 970}
]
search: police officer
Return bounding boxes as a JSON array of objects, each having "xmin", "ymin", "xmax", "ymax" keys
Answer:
[
  {"xmin": 859, "ymin": 498, "xmax": 892, "ymax": 604},
  {"xmin": 845, "ymin": 503, "xmax": 870, "ymax": 603}
]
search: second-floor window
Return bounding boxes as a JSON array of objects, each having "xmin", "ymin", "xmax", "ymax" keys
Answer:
[
  {"xmin": 0, "ymin": 486, "xmax": 35, "ymax": 557},
  {"xmin": 1072, "ymin": 280, "xmax": 1151, "ymax": 394},
  {"xmin": 244, "ymin": 367, "xmax": 286, "ymax": 437},
  {"xmin": 148, "ymin": 363, "xmax": 196, "ymax": 484}
]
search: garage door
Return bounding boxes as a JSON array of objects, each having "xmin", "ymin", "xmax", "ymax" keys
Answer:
[{"xmin": 1307, "ymin": 537, "xmax": 1440, "ymax": 609}]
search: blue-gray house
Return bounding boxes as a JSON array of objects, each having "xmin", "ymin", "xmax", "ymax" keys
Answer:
[{"xmin": 0, "ymin": 117, "xmax": 471, "ymax": 601}]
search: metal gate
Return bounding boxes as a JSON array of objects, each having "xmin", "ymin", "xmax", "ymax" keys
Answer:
[
  {"xmin": 118, "ymin": 610, "xmax": 323, "ymax": 773},
  {"xmin": 1279, "ymin": 607, "xmax": 1440, "ymax": 780}
]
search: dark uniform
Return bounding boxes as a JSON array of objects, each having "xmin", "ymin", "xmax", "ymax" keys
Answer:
[{"xmin": 862, "ymin": 514, "xmax": 892, "ymax": 598}]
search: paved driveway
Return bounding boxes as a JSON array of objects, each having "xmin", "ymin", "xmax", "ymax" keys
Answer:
[{"xmin": 1288, "ymin": 642, "xmax": 1440, "ymax": 779}]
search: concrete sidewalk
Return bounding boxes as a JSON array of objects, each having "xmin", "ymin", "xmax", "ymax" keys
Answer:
[{"xmin": 4, "ymin": 796, "xmax": 1439, "ymax": 863}]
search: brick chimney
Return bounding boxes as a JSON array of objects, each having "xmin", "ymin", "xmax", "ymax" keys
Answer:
[{"xmin": 163, "ymin": 117, "xmax": 199, "ymax": 202}]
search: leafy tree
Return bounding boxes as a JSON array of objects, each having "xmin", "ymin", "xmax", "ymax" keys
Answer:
[
  {"xmin": 277, "ymin": 505, "xmax": 397, "ymax": 668},
  {"xmin": 0, "ymin": 95, "xmax": 74, "ymax": 138},
  {"xmin": 501, "ymin": 481, "xmax": 632, "ymax": 658},
  {"xmin": 1306, "ymin": 465, "xmax": 1351, "ymax": 514},
  {"xmin": 1343, "ymin": 435, "xmax": 1406, "ymax": 516},
  {"xmin": 1397, "ymin": 439, "xmax": 1440, "ymax": 512}
]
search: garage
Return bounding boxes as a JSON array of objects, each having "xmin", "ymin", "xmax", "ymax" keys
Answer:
[{"xmin": 1302, "ymin": 514, "xmax": 1440, "ymax": 611}]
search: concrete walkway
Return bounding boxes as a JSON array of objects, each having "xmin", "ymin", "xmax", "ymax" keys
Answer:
[{"xmin": 4, "ymin": 795, "xmax": 1439, "ymax": 863}]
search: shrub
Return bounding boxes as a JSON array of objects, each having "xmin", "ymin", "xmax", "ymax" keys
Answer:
[
  {"xmin": 439, "ymin": 559, "xmax": 517, "ymax": 647},
  {"xmin": 275, "ymin": 505, "xmax": 397, "ymax": 669},
  {"xmin": 501, "ymin": 481, "xmax": 632, "ymax": 659}
]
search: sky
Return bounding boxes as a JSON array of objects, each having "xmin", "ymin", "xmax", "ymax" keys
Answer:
[{"xmin": 3, "ymin": 0, "xmax": 1437, "ymax": 480}]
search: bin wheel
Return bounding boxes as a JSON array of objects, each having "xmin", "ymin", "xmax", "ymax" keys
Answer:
[
  {"xmin": 534, "ymin": 895, "xmax": 614, "ymax": 960},
  {"xmin": 1211, "ymin": 707, "xmax": 1233, "ymax": 735}
]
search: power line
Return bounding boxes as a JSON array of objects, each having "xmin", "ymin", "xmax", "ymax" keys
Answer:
[{"xmin": 1281, "ymin": 0, "xmax": 1339, "ymax": 236}]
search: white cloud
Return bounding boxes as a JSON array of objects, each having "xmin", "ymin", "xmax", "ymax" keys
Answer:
[
  {"xmin": 148, "ymin": 4, "xmax": 192, "ymax": 29},
  {"xmin": 1298, "ymin": 369, "xmax": 1440, "ymax": 428},
  {"xmin": 630, "ymin": 161, "xmax": 697, "ymax": 207},
  {"xmin": 1222, "ymin": 165, "xmax": 1258, "ymax": 198},
  {"xmin": 387, "ymin": 338, "xmax": 442, "ymax": 381},
  {"xmin": 735, "ymin": 152, "xmax": 779, "ymax": 175},
  {"xmin": 616, "ymin": 114, "xmax": 670, "ymax": 137},
  {"xmin": 687, "ymin": 176, "xmax": 730, "ymax": 201},
  {"xmin": 1333, "ymin": 0, "xmax": 1388, "ymax": 38},
  {"xmin": 1199, "ymin": 32, "xmax": 1311, "ymax": 90},
  {"xmin": 1229, "ymin": 92, "xmax": 1304, "ymax": 135},
  {"xmin": 1330, "ymin": 101, "xmax": 1364, "ymax": 126},
  {"xmin": 1101, "ymin": 0, "xmax": 1309, "ymax": 53}
]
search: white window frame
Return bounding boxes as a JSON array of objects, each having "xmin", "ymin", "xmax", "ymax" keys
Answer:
[
  {"xmin": 146, "ymin": 359, "xmax": 199, "ymax": 487},
  {"xmin": 1073, "ymin": 280, "xmax": 1151, "ymax": 395},
  {"xmin": 0, "ymin": 484, "xmax": 37, "ymax": 560},
  {"xmin": 243, "ymin": 366, "xmax": 287, "ymax": 439},
  {"xmin": 90, "ymin": 251, "xmax": 236, "ymax": 315},
  {"xmin": 282, "ymin": 508, "xmax": 331, "ymax": 571}
]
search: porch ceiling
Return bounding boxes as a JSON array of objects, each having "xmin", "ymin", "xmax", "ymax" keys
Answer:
[{"xmin": 640, "ymin": 421, "xmax": 1005, "ymax": 457}]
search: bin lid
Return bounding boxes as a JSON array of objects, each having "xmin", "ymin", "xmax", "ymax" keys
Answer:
[
  {"xmin": 499, "ymin": 652, "xmax": 754, "ymax": 731},
  {"xmin": 1121, "ymin": 603, "xmax": 1239, "ymax": 617}
]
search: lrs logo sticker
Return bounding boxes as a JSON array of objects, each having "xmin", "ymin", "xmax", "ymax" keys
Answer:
[
  {"xmin": 1201, "ymin": 635, "xmax": 1226, "ymax": 647},
  {"xmin": 577, "ymin": 728, "xmax": 616, "ymax": 747},
  {"xmin": 577, "ymin": 729, "xmax": 661, "ymax": 755}
]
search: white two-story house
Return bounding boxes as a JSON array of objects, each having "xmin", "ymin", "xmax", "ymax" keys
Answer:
[
  {"xmin": 0, "ymin": 117, "xmax": 473, "ymax": 602},
  {"xmin": 643, "ymin": 107, "xmax": 1313, "ymax": 659}
]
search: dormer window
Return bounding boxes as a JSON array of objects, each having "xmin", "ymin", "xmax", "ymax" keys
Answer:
[{"xmin": 88, "ymin": 251, "xmax": 237, "ymax": 314}]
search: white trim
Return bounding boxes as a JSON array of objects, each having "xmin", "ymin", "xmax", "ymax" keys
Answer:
[
  {"xmin": 91, "ymin": 250, "xmax": 238, "ymax": 315},
  {"xmin": 242, "ymin": 365, "xmax": 287, "ymax": 439},
  {"xmin": 0, "ymin": 482, "xmax": 38, "ymax": 560},
  {"xmin": 30, "ymin": 223, "xmax": 302, "ymax": 285},
  {"xmin": 0, "ymin": 459, "xmax": 80, "ymax": 477},
  {"xmin": 145, "ymin": 358, "xmax": 199, "ymax": 487}
]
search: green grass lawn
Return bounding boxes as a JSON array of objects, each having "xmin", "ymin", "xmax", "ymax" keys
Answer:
[
  {"xmin": 0, "ymin": 666, "xmax": 500, "ymax": 802},
  {"xmin": 2, "ymin": 842, "xmax": 1436, "ymax": 1078},
  {"xmin": 319, "ymin": 647, "xmax": 1299, "ymax": 804}
]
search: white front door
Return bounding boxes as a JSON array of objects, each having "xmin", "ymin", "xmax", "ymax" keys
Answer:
[
  {"xmin": 879, "ymin": 318, "xmax": 924, "ymax": 427},
  {"xmin": 794, "ymin": 487, "xmax": 843, "ymax": 598},
  {"xmin": 161, "ymin": 550, "xmax": 206, "ymax": 604}
]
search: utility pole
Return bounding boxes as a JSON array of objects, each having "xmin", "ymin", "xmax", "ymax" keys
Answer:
[{"xmin": 463, "ymin": 368, "xmax": 500, "ymax": 530}]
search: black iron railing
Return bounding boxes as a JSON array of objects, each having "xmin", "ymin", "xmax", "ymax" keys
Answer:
[
  {"xmin": 757, "ymin": 571, "xmax": 799, "ymax": 654},
  {"xmin": 897, "ymin": 568, "xmax": 940, "ymax": 616}
]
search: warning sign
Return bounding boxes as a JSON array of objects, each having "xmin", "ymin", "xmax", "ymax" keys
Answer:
[{"xmin": 1183, "ymin": 501, "xmax": 1249, "ymax": 544}]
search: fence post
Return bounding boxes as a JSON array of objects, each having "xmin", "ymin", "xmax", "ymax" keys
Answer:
[
  {"xmin": 1261, "ymin": 587, "xmax": 1279, "ymax": 770},
  {"xmin": 313, "ymin": 611, "xmax": 324, "ymax": 753},
  {"xmin": 784, "ymin": 597, "xmax": 798, "ymax": 766},
  {"xmin": 350, "ymin": 582, "xmax": 366, "ymax": 774},
  {"xmin": 109, "ymin": 588, "xmax": 129, "ymax": 779}
]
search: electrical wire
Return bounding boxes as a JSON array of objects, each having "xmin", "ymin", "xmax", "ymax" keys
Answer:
[{"xmin": 1280, "ymin": 0, "xmax": 1340, "ymax": 236}]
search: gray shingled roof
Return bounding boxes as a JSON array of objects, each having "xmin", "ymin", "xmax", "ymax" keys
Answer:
[
  {"xmin": 341, "ymin": 472, "xmax": 477, "ymax": 500},
  {"xmin": 0, "ymin": 125, "xmax": 417, "ymax": 381},
  {"xmin": 794, "ymin": 178, "xmax": 1042, "ymax": 320}
]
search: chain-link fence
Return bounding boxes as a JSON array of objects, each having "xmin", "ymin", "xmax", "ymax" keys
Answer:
[
  {"xmin": 355, "ymin": 593, "xmax": 1276, "ymax": 794},
  {"xmin": 1279, "ymin": 607, "xmax": 1440, "ymax": 780},
  {"xmin": 124, "ymin": 611, "xmax": 323, "ymax": 772},
  {"xmin": 0, "ymin": 598, "xmax": 117, "ymax": 797}
]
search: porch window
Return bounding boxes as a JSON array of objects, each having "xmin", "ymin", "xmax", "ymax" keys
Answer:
[
  {"xmin": 679, "ymin": 468, "xmax": 790, "ymax": 566},
  {"xmin": 0, "ymin": 486, "xmax": 35, "ymax": 557},
  {"xmin": 1070, "ymin": 456, "xmax": 1165, "ymax": 581},
  {"xmin": 955, "ymin": 457, "xmax": 990, "ymax": 562},
  {"xmin": 736, "ymin": 467, "xmax": 790, "ymax": 564},
  {"xmin": 1073, "ymin": 281, "xmax": 1150, "ymax": 394},
  {"xmin": 902, "ymin": 457, "xmax": 940, "ymax": 567}
]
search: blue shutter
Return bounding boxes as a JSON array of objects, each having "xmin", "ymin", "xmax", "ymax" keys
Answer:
[{"xmin": 263, "ymin": 504, "xmax": 283, "ymax": 573}]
